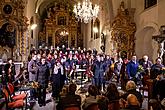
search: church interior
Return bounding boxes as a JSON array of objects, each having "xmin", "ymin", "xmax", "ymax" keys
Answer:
[{"xmin": 1, "ymin": 0, "xmax": 165, "ymax": 110}]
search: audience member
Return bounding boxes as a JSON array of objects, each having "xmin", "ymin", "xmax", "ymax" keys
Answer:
[
  {"xmin": 56, "ymin": 83, "xmax": 81, "ymax": 110},
  {"xmin": 122, "ymin": 94, "xmax": 140, "ymax": 110},
  {"xmin": 121, "ymin": 81, "xmax": 143, "ymax": 107},
  {"xmin": 82, "ymin": 85, "xmax": 98, "ymax": 110},
  {"xmin": 106, "ymin": 83, "xmax": 119, "ymax": 102},
  {"xmin": 151, "ymin": 72, "xmax": 165, "ymax": 110}
]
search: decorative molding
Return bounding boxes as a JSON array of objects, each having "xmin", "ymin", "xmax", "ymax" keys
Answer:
[
  {"xmin": 111, "ymin": 1, "xmax": 136, "ymax": 59},
  {"xmin": 39, "ymin": 1, "xmax": 81, "ymax": 48},
  {"xmin": 0, "ymin": 0, "xmax": 28, "ymax": 61}
]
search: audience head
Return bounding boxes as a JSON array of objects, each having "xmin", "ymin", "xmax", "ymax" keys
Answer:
[
  {"xmin": 69, "ymin": 83, "xmax": 77, "ymax": 94},
  {"xmin": 106, "ymin": 83, "xmax": 119, "ymax": 100},
  {"xmin": 88, "ymin": 85, "xmax": 98, "ymax": 97},
  {"xmin": 107, "ymin": 83, "xmax": 118, "ymax": 92},
  {"xmin": 126, "ymin": 81, "xmax": 136, "ymax": 91},
  {"xmin": 127, "ymin": 94, "xmax": 140, "ymax": 106}
]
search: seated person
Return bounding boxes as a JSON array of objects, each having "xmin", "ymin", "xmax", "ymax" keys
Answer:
[
  {"xmin": 97, "ymin": 95, "xmax": 108, "ymax": 110},
  {"xmin": 152, "ymin": 71, "xmax": 165, "ymax": 100},
  {"xmin": 56, "ymin": 83, "xmax": 81, "ymax": 110},
  {"xmin": 100, "ymin": 83, "xmax": 119, "ymax": 110},
  {"xmin": 82, "ymin": 85, "xmax": 98, "ymax": 110},
  {"xmin": 122, "ymin": 94, "xmax": 140, "ymax": 110},
  {"xmin": 121, "ymin": 81, "xmax": 143, "ymax": 107},
  {"xmin": 150, "ymin": 72, "xmax": 165, "ymax": 109},
  {"xmin": 59, "ymin": 86, "xmax": 69, "ymax": 97},
  {"xmin": 105, "ymin": 83, "xmax": 119, "ymax": 102}
]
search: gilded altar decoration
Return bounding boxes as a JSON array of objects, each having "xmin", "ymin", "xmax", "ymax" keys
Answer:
[
  {"xmin": 39, "ymin": 1, "xmax": 82, "ymax": 48},
  {"xmin": 111, "ymin": 1, "xmax": 136, "ymax": 59},
  {"xmin": 0, "ymin": 0, "xmax": 28, "ymax": 61}
]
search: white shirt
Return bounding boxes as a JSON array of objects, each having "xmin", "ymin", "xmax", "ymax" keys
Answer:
[{"xmin": 53, "ymin": 65, "xmax": 64, "ymax": 75}]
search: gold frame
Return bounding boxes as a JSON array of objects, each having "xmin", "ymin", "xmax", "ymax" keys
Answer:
[{"xmin": 111, "ymin": 1, "xmax": 136, "ymax": 59}]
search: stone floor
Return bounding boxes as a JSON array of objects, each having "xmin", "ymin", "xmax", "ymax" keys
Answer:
[{"xmin": 33, "ymin": 93, "xmax": 56, "ymax": 110}]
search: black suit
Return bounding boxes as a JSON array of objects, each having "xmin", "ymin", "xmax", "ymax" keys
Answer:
[
  {"xmin": 153, "ymin": 78, "xmax": 165, "ymax": 101},
  {"xmin": 56, "ymin": 92, "xmax": 81, "ymax": 110}
]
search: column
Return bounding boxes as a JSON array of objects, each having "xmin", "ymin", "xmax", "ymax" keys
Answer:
[
  {"xmin": 86, "ymin": 22, "xmax": 91, "ymax": 49},
  {"xmin": 81, "ymin": 23, "xmax": 85, "ymax": 48}
]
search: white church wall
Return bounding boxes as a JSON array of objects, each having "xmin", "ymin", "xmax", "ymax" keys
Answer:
[
  {"xmin": 86, "ymin": 0, "xmax": 108, "ymax": 53},
  {"xmin": 134, "ymin": 0, "xmax": 164, "ymax": 62},
  {"xmin": 158, "ymin": 0, "xmax": 165, "ymax": 26},
  {"xmin": 25, "ymin": 0, "xmax": 38, "ymax": 49}
]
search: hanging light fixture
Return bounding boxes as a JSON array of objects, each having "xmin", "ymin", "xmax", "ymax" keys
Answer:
[
  {"xmin": 60, "ymin": 30, "xmax": 69, "ymax": 36},
  {"xmin": 73, "ymin": 0, "xmax": 99, "ymax": 23}
]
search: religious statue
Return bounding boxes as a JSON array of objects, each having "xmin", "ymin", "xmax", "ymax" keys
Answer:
[
  {"xmin": 120, "ymin": 1, "xmax": 125, "ymax": 11},
  {"xmin": 158, "ymin": 41, "xmax": 165, "ymax": 59},
  {"xmin": 47, "ymin": 8, "xmax": 52, "ymax": 18}
]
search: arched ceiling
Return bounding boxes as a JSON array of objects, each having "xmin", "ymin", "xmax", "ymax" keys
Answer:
[
  {"xmin": 35, "ymin": 0, "xmax": 114, "ymax": 29},
  {"xmin": 36, "ymin": 0, "xmax": 113, "ymax": 16},
  {"xmin": 36, "ymin": 0, "xmax": 77, "ymax": 17}
]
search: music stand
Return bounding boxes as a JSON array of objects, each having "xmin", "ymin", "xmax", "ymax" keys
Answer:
[{"xmin": 74, "ymin": 69, "xmax": 86, "ymax": 91}]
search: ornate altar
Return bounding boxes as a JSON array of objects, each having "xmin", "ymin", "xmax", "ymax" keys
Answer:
[
  {"xmin": 39, "ymin": 1, "xmax": 82, "ymax": 48},
  {"xmin": 0, "ymin": 0, "xmax": 28, "ymax": 61},
  {"xmin": 111, "ymin": 1, "xmax": 136, "ymax": 59}
]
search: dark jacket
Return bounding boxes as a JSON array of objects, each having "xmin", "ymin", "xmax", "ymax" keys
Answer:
[
  {"xmin": 105, "ymin": 59, "xmax": 112, "ymax": 70},
  {"xmin": 152, "ymin": 78, "xmax": 165, "ymax": 101},
  {"xmin": 93, "ymin": 61, "xmax": 106, "ymax": 78},
  {"xmin": 56, "ymin": 92, "xmax": 81, "ymax": 110},
  {"xmin": 37, "ymin": 62, "xmax": 50, "ymax": 88},
  {"xmin": 150, "ymin": 64, "xmax": 164, "ymax": 79}
]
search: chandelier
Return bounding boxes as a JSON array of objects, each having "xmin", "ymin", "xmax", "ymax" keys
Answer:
[
  {"xmin": 73, "ymin": 0, "xmax": 99, "ymax": 23},
  {"xmin": 60, "ymin": 30, "xmax": 69, "ymax": 36}
]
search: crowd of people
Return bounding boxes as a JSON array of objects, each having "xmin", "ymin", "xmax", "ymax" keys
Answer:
[
  {"xmin": 27, "ymin": 45, "xmax": 113, "ymax": 106},
  {"xmin": 1, "ymin": 45, "xmax": 165, "ymax": 110}
]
